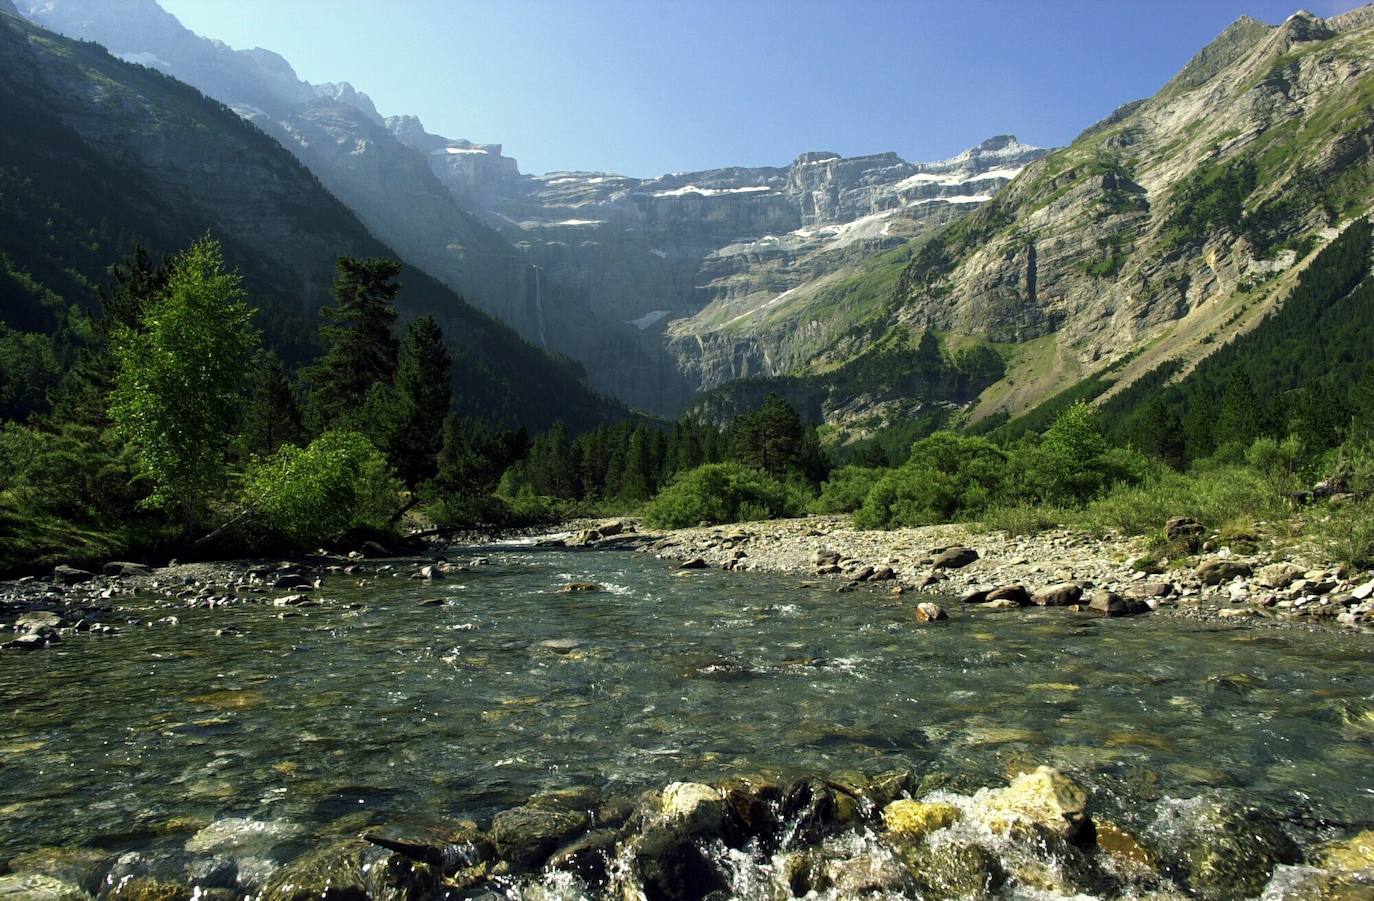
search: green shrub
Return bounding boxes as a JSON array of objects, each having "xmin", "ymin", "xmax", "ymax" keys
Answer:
[
  {"xmin": 812, "ymin": 466, "xmax": 884, "ymax": 514},
  {"xmin": 241, "ymin": 430, "xmax": 401, "ymax": 547},
  {"xmin": 853, "ymin": 432, "xmax": 1008, "ymax": 529},
  {"xmin": 644, "ymin": 463, "xmax": 806, "ymax": 528}
]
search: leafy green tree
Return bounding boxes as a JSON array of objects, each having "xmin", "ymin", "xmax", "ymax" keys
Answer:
[
  {"xmin": 854, "ymin": 432, "xmax": 1008, "ymax": 528},
  {"xmin": 239, "ymin": 352, "xmax": 303, "ymax": 457},
  {"xmin": 241, "ymin": 430, "xmax": 401, "ymax": 547},
  {"xmin": 109, "ymin": 237, "xmax": 258, "ymax": 527},
  {"xmin": 386, "ymin": 315, "xmax": 452, "ymax": 489},
  {"xmin": 307, "ymin": 257, "xmax": 401, "ymax": 428},
  {"xmin": 644, "ymin": 462, "xmax": 806, "ymax": 528},
  {"xmin": 1014, "ymin": 401, "xmax": 1115, "ymax": 504}
]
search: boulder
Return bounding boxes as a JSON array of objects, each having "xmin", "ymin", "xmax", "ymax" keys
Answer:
[
  {"xmin": 103, "ymin": 561, "xmax": 151, "ymax": 577},
  {"xmin": 1195, "ymin": 559, "xmax": 1252, "ymax": 586},
  {"xmin": 1032, "ymin": 583, "xmax": 1083, "ymax": 607},
  {"xmin": 0, "ymin": 872, "xmax": 89, "ymax": 900},
  {"xmin": 596, "ymin": 520, "xmax": 626, "ymax": 537},
  {"xmin": 678, "ymin": 558, "xmax": 707, "ymax": 570},
  {"xmin": 273, "ymin": 574, "xmax": 313, "ymax": 591},
  {"xmin": 851, "ymin": 565, "xmax": 876, "ymax": 582},
  {"xmin": 882, "ymin": 800, "xmax": 960, "ymax": 840},
  {"xmin": 1165, "ymin": 516, "xmax": 1206, "ymax": 543},
  {"xmin": 869, "ymin": 566, "xmax": 895, "ymax": 581},
  {"xmin": 258, "ymin": 839, "xmax": 439, "ymax": 901},
  {"xmin": 489, "ymin": 805, "xmax": 589, "ymax": 871},
  {"xmin": 358, "ymin": 540, "xmax": 391, "ymax": 558},
  {"xmin": 960, "ymin": 588, "xmax": 990, "ymax": 605},
  {"xmin": 812, "ymin": 549, "xmax": 841, "ymax": 568},
  {"xmin": 971, "ymin": 766, "xmax": 1094, "ymax": 847},
  {"xmin": 779, "ymin": 778, "xmax": 842, "ymax": 846},
  {"xmin": 902, "ymin": 841, "xmax": 1007, "ymax": 898},
  {"xmin": 1087, "ymin": 590, "xmax": 1150, "ymax": 617},
  {"xmin": 1125, "ymin": 582, "xmax": 1173, "ymax": 599},
  {"xmin": 547, "ymin": 829, "xmax": 618, "ymax": 888},
  {"xmin": 52, "ymin": 564, "xmax": 94, "ymax": 585},
  {"xmin": 570, "ymin": 529, "xmax": 602, "ymax": 546},
  {"xmin": 417, "ymin": 565, "xmax": 444, "ymax": 581},
  {"xmin": 1255, "ymin": 562, "xmax": 1304, "ymax": 589},
  {"xmin": 986, "ymin": 585, "xmax": 1031, "ymax": 606},
  {"xmin": 15, "ymin": 611, "xmax": 63, "ymax": 633},
  {"xmin": 561, "ymin": 582, "xmax": 603, "ymax": 593},
  {"xmin": 630, "ymin": 823, "xmax": 724, "ymax": 901},
  {"xmin": 659, "ymin": 782, "xmax": 725, "ymax": 836},
  {"xmin": 2, "ymin": 633, "xmax": 52, "ymax": 651},
  {"xmin": 931, "ymin": 547, "xmax": 979, "ymax": 570},
  {"xmin": 1151, "ymin": 795, "xmax": 1299, "ymax": 900},
  {"xmin": 916, "ymin": 602, "xmax": 948, "ymax": 623}
]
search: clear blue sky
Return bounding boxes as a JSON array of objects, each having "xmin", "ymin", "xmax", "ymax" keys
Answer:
[{"xmin": 159, "ymin": 0, "xmax": 1365, "ymax": 177}]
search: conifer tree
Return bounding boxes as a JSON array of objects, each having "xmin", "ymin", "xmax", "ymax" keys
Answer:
[
  {"xmin": 239, "ymin": 352, "xmax": 303, "ymax": 457},
  {"xmin": 1215, "ymin": 368, "xmax": 1262, "ymax": 450},
  {"xmin": 387, "ymin": 315, "xmax": 452, "ymax": 489},
  {"xmin": 307, "ymin": 257, "xmax": 401, "ymax": 429},
  {"xmin": 732, "ymin": 394, "xmax": 804, "ymax": 477}
]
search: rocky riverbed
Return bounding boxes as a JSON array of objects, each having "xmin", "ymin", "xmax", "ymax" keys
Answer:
[{"xmin": 548, "ymin": 514, "xmax": 1374, "ymax": 631}]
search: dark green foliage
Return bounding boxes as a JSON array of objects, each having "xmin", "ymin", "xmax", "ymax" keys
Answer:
[
  {"xmin": 307, "ymin": 257, "xmax": 401, "ymax": 430},
  {"xmin": 1163, "ymin": 158, "xmax": 1258, "ymax": 250},
  {"xmin": 853, "ymin": 432, "xmax": 1009, "ymax": 528},
  {"xmin": 644, "ymin": 463, "xmax": 806, "ymax": 529},
  {"xmin": 386, "ymin": 315, "xmax": 452, "ymax": 489},
  {"xmin": 730, "ymin": 394, "xmax": 806, "ymax": 478},
  {"xmin": 812, "ymin": 466, "xmax": 883, "ymax": 514},
  {"xmin": 238, "ymin": 352, "xmax": 303, "ymax": 458},
  {"xmin": 0, "ymin": 325, "xmax": 61, "ymax": 421}
]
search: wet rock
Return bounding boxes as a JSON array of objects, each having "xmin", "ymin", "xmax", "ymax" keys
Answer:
[
  {"xmin": 417, "ymin": 565, "xmax": 444, "ymax": 581},
  {"xmin": 185, "ymin": 817, "xmax": 302, "ymax": 856},
  {"xmin": 106, "ymin": 876, "xmax": 194, "ymax": 901},
  {"xmin": 272, "ymin": 574, "xmax": 313, "ymax": 591},
  {"xmin": 1151, "ymin": 795, "xmax": 1299, "ymax": 900},
  {"xmin": 721, "ymin": 781, "xmax": 782, "ymax": 848},
  {"xmin": 2, "ymin": 632, "xmax": 52, "ymax": 650},
  {"xmin": 851, "ymin": 565, "xmax": 876, "ymax": 582},
  {"xmin": 570, "ymin": 529, "xmax": 603, "ymax": 546},
  {"xmin": 779, "ymin": 778, "xmax": 841, "ymax": 847},
  {"xmin": 52, "ymin": 564, "xmax": 94, "ymax": 585},
  {"xmin": 0, "ymin": 872, "xmax": 89, "ymax": 900},
  {"xmin": 1088, "ymin": 590, "xmax": 1150, "ymax": 617},
  {"xmin": 272, "ymin": 595, "xmax": 315, "ymax": 608},
  {"xmin": 561, "ymin": 582, "xmax": 603, "ymax": 593},
  {"xmin": 16, "ymin": 611, "xmax": 63, "ymax": 633},
  {"xmin": 5, "ymin": 846, "xmax": 111, "ymax": 896},
  {"xmin": 358, "ymin": 540, "xmax": 391, "ymax": 559},
  {"xmin": 546, "ymin": 830, "xmax": 618, "ymax": 888},
  {"xmin": 985, "ymin": 598, "xmax": 1019, "ymax": 609},
  {"xmin": 489, "ymin": 806, "xmax": 589, "ymax": 871},
  {"xmin": 1094, "ymin": 821, "xmax": 1156, "ymax": 869},
  {"xmin": 1033, "ymin": 583, "xmax": 1083, "ymax": 607},
  {"xmin": 1322, "ymin": 828, "xmax": 1374, "ymax": 873},
  {"xmin": 1196, "ymin": 559, "xmax": 1252, "ymax": 586},
  {"xmin": 916, "ymin": 602, "xmax": 948, "ymax": 623},
  {"xmin": 258, "ymin": 838, "xmax": 438, "ymax": 901},
  {"xmin": 903, "ymin": 841, "xmax": 1007, "ymax": 898},
  {"xmin": 987, "ymin": 585, "xmax": 1031, "ymax": 606},
  {"xmin": 932, "ymin": 547, "xmax": 978, "ymax": 570},
  {"xmin": 860, "ymin": 770, "xmax": 916, "ymax": 812},
  {"xmin": 869, "ymin": 565, "xmax": 895, "ymax": 581},
  {"xmin": 630, "ymin": 823, "xmax": 725, "ymax": 901},
  {"xmin": 960, "ymin": 588, "xmax": 990, "ymax": 604},
  {"xmin": 678, "ymin": 558, "xmax": 707, "ymax": 570},
  {"xmin": 881, "ymin": 800, "xmax": 960, "ymax": 840},
  {"xmin": 1125, "ymin": 581, "xmax": 1174, "ymax": 599},
  {"xmin": 659, "ymin": 782, "xmax": 724, "ymax": 836},
  {"xmin": 972, "ymin": 766, "xmax": 1095, "ymax": 847}
]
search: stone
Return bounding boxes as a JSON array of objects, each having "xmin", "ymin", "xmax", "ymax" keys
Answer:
[
  {"xmin": 869, "ymin": 565, "xmax": 895, "ymax": 581},
  {"xmin": 1088, "ymin": 590, "xmax": 1150, "ymax": 617},
  {"xmin": 882, "ymin": 800, "xmax": 960, "ymax": 839},
  {"xmin": 2, "ymin": 633, "xmax": 50, "ymax": 650},
  {"xmin": 902, "ymin": 841, "xmax": 1007, "ymax": 898},
  {"xmin": 546, "ymin": 829, "xmax": 618, "ymax": 888},
  {"xmin": 1217, "ymin": 607, "xmax": 1256, "ymax": 619},
  {"xmin": 932, "ymin": 547, "xmax": 979, "ymax": 570},
  {"xmin": 0, "ymin": 872, "xmax": 98, "ymax": 900},
  {"xmin": 103, "ymin": 561, "xmax": 151, "ymax": 577},
  {"xmin": 1323, "ymin": 829, "xmax": 1374, "ymax": 873},
  {"xmin": 1255, "ymin": 562, "xmax": 1304, "ymax": 589},
  {"xmin": 52, "ymin": 564, "xmax": 94, "ymax": 585},
  {"xmin": 1165, "ymin": 516, "xmax": 1206, "ymax": 543},
  {"xmin": 1151, "ymin": 795, "xmax": 1298, "ymax": 900},
  {"xmin": 631, "ymin": 822, "xmax": 725, "ymax": 901},
  {"xmin": 916, "ymin": 602, "xmax": 948, "ymax": 623},
  {"xmin": 960, "ymin": 588, "xmax": 990, "ymax": 604},
  {"xmin": 489, "ymin": 806, "xmax": 589, "ymax": 871},
  {"xmin": 1032, "ymin": 583, "xmax": 1083, "ymax": 607},
  {"xmin": 678, "ymin": 558, "xmax": 707, "ymax": 570},
  {"xmin": 659, "ymin": 782, "xmax": 724, "ymax": 835},
  {"xmin": 15, "ymin": 611, "xmax": 62, "ymax": 633},
  {"xmin": 561, "ymin": 582, "xmax": 603, "ymax": 593},
  {"xmin": 1352, "ymin": 580, "xmax": 1374, "ymax": 601},
  {"xmin": 1125, "ymin": 581, "xmax": 1173, "ymax": 599},
  {"xmin": 971, "ymin": 766, "xmax": 1094, "ymax": 847},
  {"xmin": 358, "ymin": 540, "xmax": 390, "ymax": 558},
  {"xmin": 986, "ymin": 584, "xmax": 1031, "ymax": 606},
  {"xmin": 985, "ymin": 599, "xmax": 1019, "ymax": 609},
  {"xmin": 1094, "ymin": 821, "xmax": 1156, "ymax": 868},
  {"xmin": 812, "ymin": 549, "xmax": 841, "ymax": 567},
  {"xmin": 258, "ymin": 838, "xmax": 439, "ymax": 901},
  {"xmin": 418, "ymin": 565, "xmax": 444, "ymax": 580},
  {"xmin": 1195, "ymin": 559, "xmax": 1252, "ymax": 586},
  {"xmin": 779, "ymin": 777, "xmax": 842, "ymax": 846},
  {"xmin": 596, "ymin": 520, "xmax": 626, "ymax": 537},
  {"xmin": 273, "ymin": 574, "xmax": 313, "ymax": 590},
  {"xmin": 5, "ymin": 846, "xmax": 112, "ymax": 896},
  {"xmin": 851, "ymin": 565, "xmax": 876, "ymax": 582}
]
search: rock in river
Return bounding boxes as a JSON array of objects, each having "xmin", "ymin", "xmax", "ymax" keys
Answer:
[
  {"xmin": 1032, "ymin": 583, "xmax": 1083, "ymax": 607},
  {"xmin": 1195, "ymin": 558, "xmax": 1252, "ymax": 586},
  {"xmin": 489, "ymin": 805, "xmax": 589, "ymax": 871},
  {"xmin": 931, "ymin": 547, "xmax": 979, "ymax": 570},
  {"xmin": 916, "ymin": 602, "xmax": 948, "ymax": 623}
]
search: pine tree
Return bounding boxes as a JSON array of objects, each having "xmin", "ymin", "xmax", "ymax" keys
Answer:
[
  {"xmin": 1215, "ymin": 368, "xmax": 1262, "ymax": 451},
  {"xmin": 732, "ymin": 394, "xmax": 804, "ymax": 477},
  {"xmin": 1138, "ymin": 398, "xmax": 1185, "ymax": 469},
  {"xmin": 239, "ymin": 352, "xmax": 303, "ymax": 457},
  {"xmin": 387, "ymin": 316, "xmax": 452, "ymax": 489},
  {"xmin": 621, "ymin": 427, "xmax": 654, "ymax": 502},
  {"xmin": 306, "ymin": 257, "xmax": 401, "ymax": 429}
]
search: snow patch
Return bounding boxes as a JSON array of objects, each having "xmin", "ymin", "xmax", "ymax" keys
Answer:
[
  {"xmin": 652, "ymin": 185, "xmax": 772, "ymax": 198},
  {"xmin": 436, "ymin": 146, "xmax": 489, "ymax": 155},
  {"xmin": 909, "ymin": 194, "xmax": 992, "ymax": 205}
]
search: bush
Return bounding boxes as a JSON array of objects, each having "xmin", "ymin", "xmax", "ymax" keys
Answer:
[
  {"xmin": 853, "ymin": 432, "xmax": 1008, "ymax": 529},
  {"xmin": 812, "ymin": 466, "xmax": 884, "ymax": 514},
  {"xmin": 644, "ymin": 463, "xmax": 806, "ymax": 528},
  {"xmin": 241, "ymin": 430, "xmax": 401, "ymax": 547}
]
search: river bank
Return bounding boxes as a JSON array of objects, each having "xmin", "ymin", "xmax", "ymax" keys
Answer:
[{"xmin": 550, "ymin": 514, "xmax": 1374, "ymax": 630}]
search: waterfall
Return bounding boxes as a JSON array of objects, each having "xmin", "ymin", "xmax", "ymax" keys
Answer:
[{"xmin": 533, "ymin": 265, "xmax": 548, "ymax": 347}]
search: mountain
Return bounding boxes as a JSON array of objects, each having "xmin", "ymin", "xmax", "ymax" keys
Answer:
[
  {"xmin": 710, "ymin": 7, "xmax": 1374, "ymax": 438},
  {"xmin": 0, "ymin": 7, "xmax": 622, "ymax": 431},
  {"xmin": 15, "ymin": 0, "xmax": 1044, "ymax": 415}
]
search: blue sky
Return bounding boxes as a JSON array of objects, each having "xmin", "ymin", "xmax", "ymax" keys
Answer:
[{"xmin": 160, "ymin": 0, "xmax": 1365, "ymax": 177}]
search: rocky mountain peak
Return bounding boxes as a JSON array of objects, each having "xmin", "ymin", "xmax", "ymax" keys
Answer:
[{"xmin": 313, "ymin": 80, "xmax": 382, "ymax": 125}]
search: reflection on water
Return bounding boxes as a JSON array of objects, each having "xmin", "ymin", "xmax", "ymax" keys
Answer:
[{"xmin": 2, "ymin": 546, "xmax": 1373, "ymax": 871}]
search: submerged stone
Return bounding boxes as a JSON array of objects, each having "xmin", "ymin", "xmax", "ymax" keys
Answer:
[
  {"xmin": 881, "ymin": 799, "xmax": 960, "ymax": 840},
  {"xmin": 971, "ymin": 765, "xmax": 1094, "ymax": 847}
]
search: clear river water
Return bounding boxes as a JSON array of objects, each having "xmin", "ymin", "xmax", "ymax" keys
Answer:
[{"xmin": 2, "ymin": 543, "xmax": 1373, "ymax": 896}]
